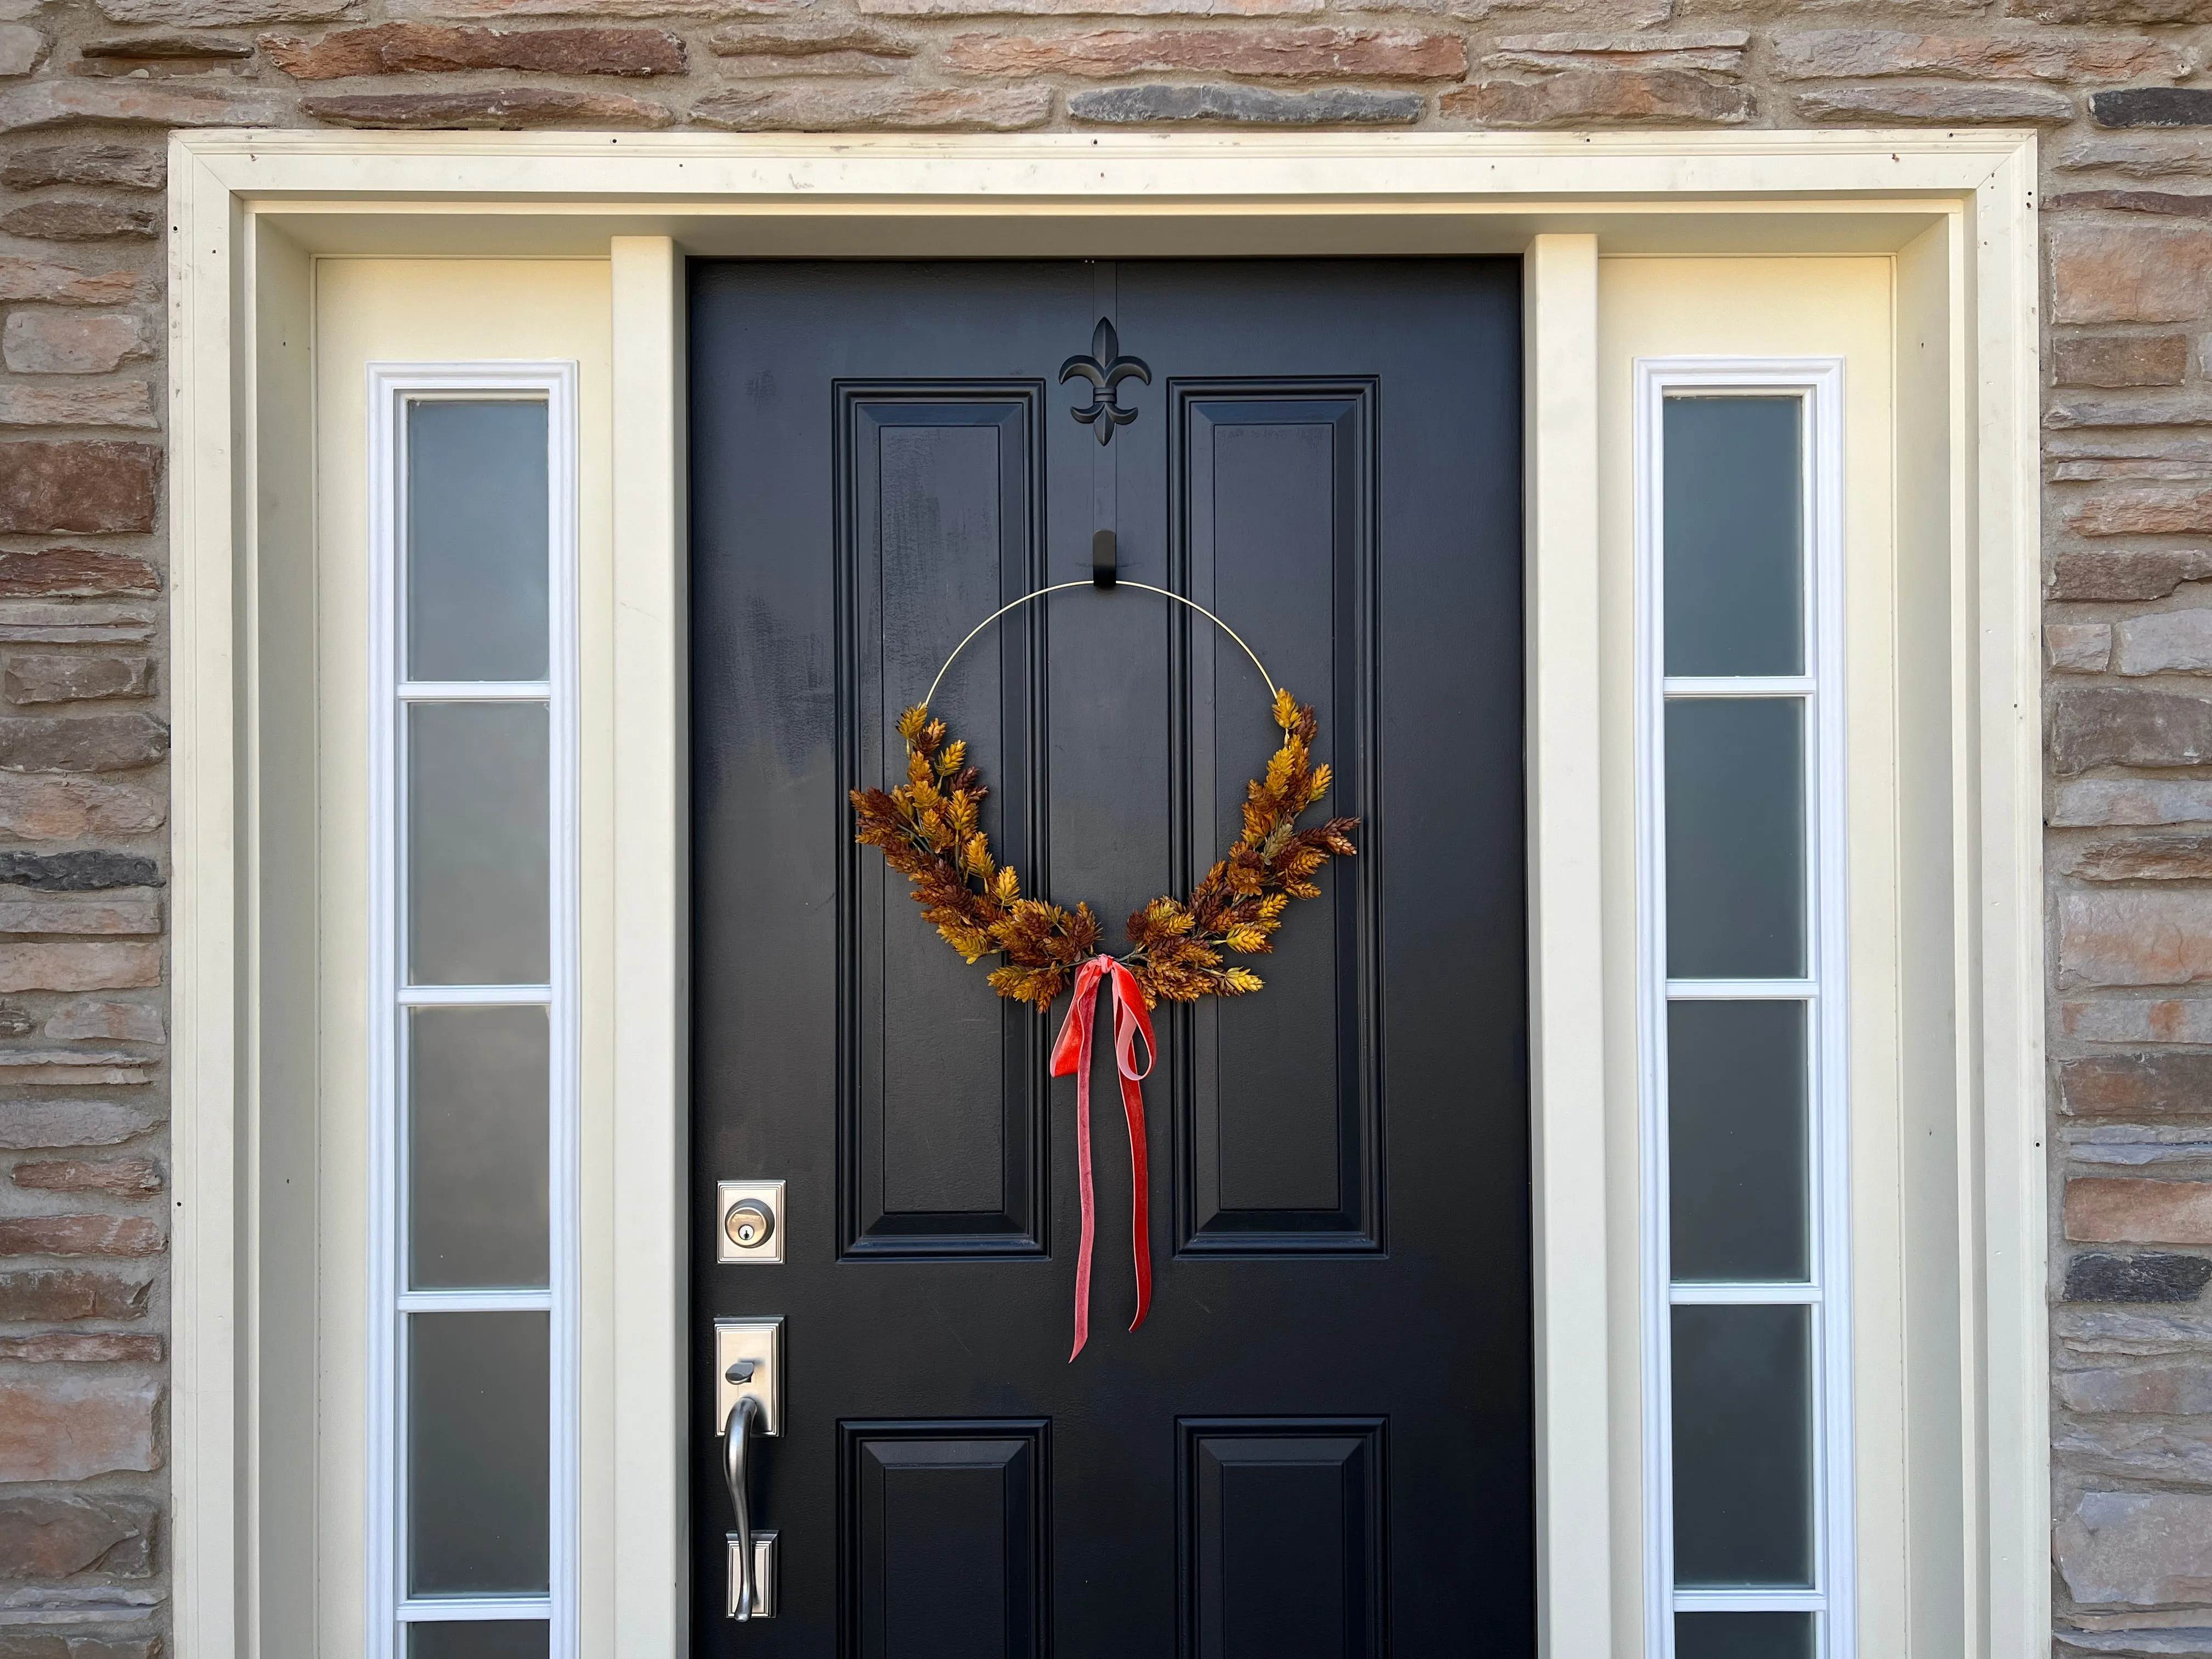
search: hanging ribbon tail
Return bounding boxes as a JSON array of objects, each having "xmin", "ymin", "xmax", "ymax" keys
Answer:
[{"xmin": 1048, "ymin": 956, "xmax": 1156, "ymax": 1361}]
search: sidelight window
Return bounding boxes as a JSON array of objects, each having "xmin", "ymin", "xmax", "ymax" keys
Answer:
[
  {"xmin": 1636, "ymin": 364, "xmax": 1852, "ymax": 1659},
  {"xmin": 367, "ymin": 368, "xmax": 578, "ymax": 1659}
]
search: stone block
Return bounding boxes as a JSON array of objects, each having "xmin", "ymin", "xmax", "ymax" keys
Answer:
[
  {"xmin": 1443, "ymin": 69, "xmax": 1747, "ymax": 125},
  {"xmin": 714, "ymin": 48, "xmax": 902, "ymax": 73},
  {"xmin": 0, "ymin": 1267, "xmax": 149, "ymax": 1319},
  {"xmin": 943, "ymin": 25, "xmax": 1462, "ymax": 77},
  {"xmin": 2063, "ymin": 997, "xmax": 2212, "ymax": 1040},
  {"xmin": 2052, "ymin": 223, "xmax": 2212, "ymax": 324},
  {"xmin": 0, "ymin": 1635, "xmax": 165, "ymax": 1659},
  {"xmin": 2059, "ymin": 1051, "xmax": 2212, "ymax": 1116},
  {"xmin": 80, "ymin": 29, "xmax": 258, "ymax": 60},
  {"xmin": 0, "ymin": 385, "xmax": 160, "ymax": 430},
  {"xmin": 706, "ymin": 20, "xmax": 913, "ymax": 53},
  {"xmin": 0, "ymin": 714, "xmax": 165, "ymax": 774},
  {"xmin": 2046, "ymin": 393, "xmax": 2212, "ymax": 428},
  {"xmin": 2057, "ymin": 1491, "xmax": 2212, "ymax": 1606},
  {"xmin": 0, "ymin": 851, "xmax": 161, "ymax": 891},
  {"xmin": 2062, "ymin": 891, "xmax": 2212, "ymax": 987},
  {"xmin": 0, "ymin": 604, "xmax": 155, "ymax": 644},
  {"xmin": 2051, "ymin": 622, "xmax": 2114, "ymax": 671},
  {"xmin": 0, "ymin": 943, "xmax": 161, "ymax": 993},
  {"xmin": 0, "ymin": 1374, "xmax": 158, "ymax": 1481},
  {"xmin": 2066, "ymin": 1252, "xmax": 2212, "ymax": 1302},
  {"xmin": 0, "ymin": 1215, "xmax": 165, "ymax": 1257},
  {"xmin": 0, "ymin": 259, "xmax": 137, "ymax": 308},
  {"xmin": 0, "ymin": 888, "xmax": 161, "ymax": 933},
  {"xmin": 0, "ymin": 77, "xmax": 291, "ymax": 129},
  {"xmin": 99, "ymin": 0, "xmax": 352, "ymax": 20},
  {"xmin": 0, "ymin": 1331, "xmax": 161, "ymax": 1362},
  {"xmin": 2053, "ymin": 550, "xmax": 2212, "ymax": 601},
  {"xmin": 2070, "ymin": 1178, "xmax": 2212, "ymax": 1243},
  {"xmin": 0, "ymin": 776, "xmax": 163, "ymax": 839},
  {"xmin": 0, "ymin": 549, "xmax": 157, "ymax": 598},
  {"xmin": 2061, "ymin": 136, "xmax": 2212, "ymax": 176},
  {"xmin": 0, "ymin": 143, "xmax": 165, "ymax": 192},
  {"xmin": 44, "ymin": 999, "xmax": 162, "ymax": 1040},
  {"xmin": 2118, "ymin": 611, "xmax": 2212, "ymax": 674},
  {"xmin": 2071, "ymin": 836, "xmax": 2212, "ymax": 881},
  {"xmin": 0, "ymin": 1493, "xmax": 156, "ymax": 1580},
  {"xmin": 2052, "ymin": 336, "xmax": 2194, "ymax": 391},
  {"xmin": 860, "ymin": 0, "xmax": 1320, "ymax": 15},
  {"xmin": 1, "ymin": 312, "xmax": 146, "ymax": 376},
  {"xmin": 0, "ymin": 202, "xmax": 156, "ymax": 241},
  {"xmin": 2050, "ymin": 686, "xmax": 2212, "ymax": 773},
  {"xmin": 694, "ymin": 83, "xmax": 1051, "ymax": 127},
  {"xmin": 1482, "ymin": 30, "xmax": 1746, "ymax": 74},
  {"xmin": 0, "ymin": 23, "xmax": 39, "ymax": 75},
  {"xmin": 0, "ymin": 444, "xmax": 155, "ymax": 535},
  {"xmin": 5, "ymin": 656, "xmax": 154, "ymax": 706},
  {"xmin": 1071, "ymin": 82, "xmax": 1420, "ymax": 122},
  {"xmin": 2056, "ymin": 1415, "xmax": 2212, "ymax": 1484},
  {"xmin": 263, "ymin": 21, "xmax": 685, "ymax": 77},
  {"xmin": 0, "ymin": 1098, "xmax": 157, "ymax": 1149},
  {"xmin": 0, "ymin": 1052, "xmax": 150, "ymax": 1086},
  {"xmin": 1793, "ymin": 82, "xmax": 2073, "ymax": 123},
  {"xmin": 301, "ymin": 86, "xmax": 675, "ymax": 126},
  {"xmin": 12, "ymin": 1156, "xmax": 162, "ymax": 1193},
  {"xmin": 2096, "ymin": 88, "xmax": 2212, "ymax": 128},
  {"xmin": 2049, "ymin": 189, "xmax": 2212, "ymax": 219},
  {"xmin": 1775, "ymin": 29, "xmax": 2181, "ymax": 82},
  {"xmin": 2072, "ymin": 488, "xmax": 2212, "ymax": 537}
]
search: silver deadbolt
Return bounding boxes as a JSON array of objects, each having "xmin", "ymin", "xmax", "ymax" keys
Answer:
[
  {"xmin": 717, "ymin": 1180, "xmax": 785, "ymax": 1265},
  {"xmin": 726, "ymin": 1201, "xmax": 774, "ymax": 1250}
]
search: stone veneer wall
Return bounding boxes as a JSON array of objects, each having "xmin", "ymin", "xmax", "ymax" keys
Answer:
[{"xmin": 0, "ymin": 0, "xmax": 2205, "ymax": 1652}]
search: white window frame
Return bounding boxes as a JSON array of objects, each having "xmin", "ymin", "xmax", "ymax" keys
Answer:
[
  {"xmin": 1634, "ymin": 359, "xmax": 1853, "ymax": 1657},
  {"xmin": 365, "ymin": 362, "xmax": 583, "ymax": 1659}
]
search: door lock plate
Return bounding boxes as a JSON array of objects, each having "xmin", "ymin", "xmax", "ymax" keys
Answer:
[
  {"xmin": 727, "ymin": 1530, "xmax": 777, "ymax": 1618},
  {"xmin": 714, "ymin": 1316, "xmax": 783, "ymax": 1437},
  {"xmin": 717, "ymin": 1180, "xmax": 786, "ymax": 1264}
]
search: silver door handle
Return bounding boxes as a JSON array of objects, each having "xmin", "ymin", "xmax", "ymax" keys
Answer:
[{"xmin": 723, "ymin": 1392, "xmax": 765, "ymax": 1620}]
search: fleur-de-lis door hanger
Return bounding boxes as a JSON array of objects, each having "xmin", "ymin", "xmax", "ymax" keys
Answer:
[{"xmin": 1059, "ymin": 317, "xmax": 1151, "ymax": 444}]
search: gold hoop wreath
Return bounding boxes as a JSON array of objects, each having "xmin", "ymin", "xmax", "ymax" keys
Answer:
[{"xmin": 849, "ymin": 580, "xmax": 1358, "ymax": 1358}]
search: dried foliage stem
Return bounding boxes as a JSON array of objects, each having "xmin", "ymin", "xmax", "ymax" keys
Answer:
[{"xmin": 850, "ymin": 686, "xmax": 1359, "ymax": 1011}]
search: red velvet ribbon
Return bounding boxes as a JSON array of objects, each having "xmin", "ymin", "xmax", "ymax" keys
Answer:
[{"xmin": 1047, "ymin": 954, "xmax": 1156, "ymax": 1361}]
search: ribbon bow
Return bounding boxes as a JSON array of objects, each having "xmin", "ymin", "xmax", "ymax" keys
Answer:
[{"xmin": 1047, "ymin": 954, "xmax": 1156, "ymax": 1361}]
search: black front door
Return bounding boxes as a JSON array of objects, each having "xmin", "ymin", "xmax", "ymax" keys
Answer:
[{"xmin": 690, "ymin": 259, "xmax": 1529, "ymax": 1656}]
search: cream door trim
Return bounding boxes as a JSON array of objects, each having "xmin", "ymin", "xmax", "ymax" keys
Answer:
[{"xmin": 167, "ymin": 130, "xmax": 2044, "ymax": 1659}]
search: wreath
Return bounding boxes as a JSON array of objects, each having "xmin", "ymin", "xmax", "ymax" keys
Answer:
[
  {"xmin": 848, "ymin": 583, "xmax": 1358, "ymax": 1358},
  {"xmin": 850, "ymin": 682, "xmax": 1357, "ymax": 1009}
]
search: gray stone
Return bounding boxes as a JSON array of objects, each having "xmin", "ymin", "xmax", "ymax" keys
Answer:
[
  {"xmin": 2047, "ymin": 394, "xmax": 2212, "ymax": 428},
  {"xmin": 0, "ymin": 1098, "xmax": 158, "ymax": 1149},
  {"xmin": 2057, "ymin": 1414, "xmax": 2212, "ymax": 1485},
  {"xmin": 0, "ymin": 143, "xmax": 163, "ymax": 193},
  {"xmin": 0, "ymin": 714, "xmax": 166, "ymax": 774},
  {"xmin": 0, "ymin": 852, "xmax": 159, "ymax": 891},
  {"xmin": 2059, "ymin": 1361, "xmax": 2212, "ymax": 1413},
  {"xmin": 4, "ymin": 654, "xmax": 153, "ymax": 706},
  {"xmin": 2097, "ymin": 88, "xmax": 2212, "ymax": 129},
  {"xmin": 2052, "ymin": 551, "xmax": 2212, "ymax": 602},
  {"xmin": 2068, "ymin": 1252, "xmax": 2212, "ymax": 1302},
  {"xmin": 2119, "ymin": 611, "xmax": 2212, "ymax": 675},
  {"xmin": 2051, "ymin": 687, "xmax": 2212, "ymax": 774},
  {"xmin": 2052, "ymin": 622, "xmax": 2115, "ymax": 672},
  {"xmin": 2058, "ymin": 1492, "xmax": 2212, "ymax": 1606},
  {"xmin": 1068, "ymin": 83, "xmax": 1422, "ymax": 125},
  {"xmin": 0, "ymin": 1493, "xmax": 155, "ymax": 1582},
  {"xmin": 1793, "ymin": 81, "xmax": 2074, "ymax": 124},
  {"xmin": 2055, "ymin": 781, "xmax": 2212, "ymax": 826}
]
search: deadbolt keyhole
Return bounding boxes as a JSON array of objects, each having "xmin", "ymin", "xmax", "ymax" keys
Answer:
[{"xmin": 726, "ymin": 1199, "xmax": 775, "ymax": 1250}]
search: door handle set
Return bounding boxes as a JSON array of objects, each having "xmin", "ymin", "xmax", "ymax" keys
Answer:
[{"xmin": 716, "ymin": 1317, "xmax": 782, "ymax": 1620}]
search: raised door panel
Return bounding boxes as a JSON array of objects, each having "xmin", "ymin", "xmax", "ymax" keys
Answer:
[{"xmin": 838, "ymin": 388, "xmax": 1047, "ymax": 1257}]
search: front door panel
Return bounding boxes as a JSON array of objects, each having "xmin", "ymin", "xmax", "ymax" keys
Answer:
[{"xmin": 690, "ymin": 259, "xmax": 1529, "ymax": 1655}]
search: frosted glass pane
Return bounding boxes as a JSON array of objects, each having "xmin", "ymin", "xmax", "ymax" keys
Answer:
[
  {"xmin": 409, "ymin": 1007, "xmax": 549, "ymax": 1291},
  {"xmin": 407, "ymin": 400, "xmax": 549, "ymax": 683},
  {"xmin": 408, "ymin": 1311, "xmax": 549, "ymax": 1596},
  {"xmin": 1669, "ymin": 1000, "xmax": 1809, "ymax": 1283},
  {"xmin": 408, "ymin": 702, "xmax": 550, "ymax": 986},
  {"xmin": 1666, "ymin": 698, "xmax": 1805, "ymax": 980},
  {"xmin": 1675, "ymin": 1612, "xmax": 1816, "ymax": 1659},
  {"xmin": 1663, "ymin": 396, "xmax": 1803, "ymax": 678},
  {"xmin": 1672, "ymin": 1304, "xmax": 1814, "ymax": 1587},
  {"xmin": 409, "ymin": 1624, "xmax": 550, "ymax": 1659}
]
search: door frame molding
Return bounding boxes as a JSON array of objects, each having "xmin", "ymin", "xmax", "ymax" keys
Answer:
[{"xmin": 168, "ymin": 128, "xmax": 2042, "ymax": 1659}]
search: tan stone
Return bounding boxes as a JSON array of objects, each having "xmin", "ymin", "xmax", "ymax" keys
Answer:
[
  {"xmin": 2051, "ymin": 686, "xmax": 2212, "ymax": 772},
  {"xmin": 2055, "ymin": 335, "xmax": 2191, "ymax": 388},
  {"xmin": 0, "ymin": 1330, "xmax": 161, "ymax": 1361},
  {"xmin": 0, "ymin": 1097, "xmax": 160, "ymax": 1148},
  {"xmin": 2050, "ymin": 622, "xmax": 2114, "ymax": 672},
  {"xmin": 715, "ymin": 49, "xmax": 904, "ymax": 73},
  {"xmin": 0, "ymin": 1214, "xmax": 165, "ymax": 1257},
  {"xmin": 2047, "ymin": 393, "xmax": 2212, "ymax": 430},
  {"xmin": 2058, "ymin": 1492, "xmax": 2212, "ymax": 1608},
  {"xmin": 0, "ymin": 257, "xmax": 138, "ymax": 307},
  {"xmin": 0, "ymin": 888, "xmax": 160, "ymax": 933},
  {"xmin": 5, "ymin": 654, "xmax": 155, "ymax": 705},
  {"xmin": 1483, "ymin": 29, "xmax": 1746, "ymax": 73},
  {"xmin": 0, "ymin": 942, "xmax": 160, "ymax": 992},
  {"xmin": 0, "ymin": 76, "xmax": 290, "ymax": 129},
  {"xmin": 2061, "ymin": 1362, "xmax": 2212, "ymax": 1417},
  {"xmin": 302, "ymin": 86, "xmax": 676, "ymax": 126},
  {"xmin": 13, "ymin": 1155, "xmax": 162, "ymax": 1193},
  {"xmin": 44, "ymin": 998, "xmax": 162, "ymax": 1041},
  {"xmin": 706, "ymin": 20, "xmax": 913, "ymax": 52},
  {"xmin": 0, "ymin": 774, "xmax": 162, "ymax": 838},
  {"xmin": 0, "ymin": 383, "xmax": 160, "ymax": 430},
  {"xmin": 263, "ymin": 20, "xmax": 685, "ymax": 77},
  {"xmin": 0, "ymin": 142, "xmax": 165, "ymax": 192},
  {"xmin": 2070, "ymin": 836, "xmax": 2212, "ymax": 881},
  {"xmin": 2050, "ymin": 190, "xmax": 2212, "ymax": 221},
  {"xmin": 1792, "ymin": 81, "xmax": 2073, "ymax": 123},
  {"xmin": 0, "ymin": 603, "xmax": 155, "ymax": 643},
  {"xmin": 0, "ymin": 199, "xmax": 158, "ymax": 240},
  {"xmin": 394, "ymin": 0, "xmax": 797, "ymax": 18},
  {"xmin": 2072, "ymin": 488, "xmax": 2212, "ymax": 537},
  {"xmin": 2017, "ymin": 0, "xmax": 2212, "ymax": 20},
  {"xmin": 2069, "ymin": 1178, "xmax": 2212, "ymax": 1244},
  {"xmin": 2052, "ymin": 550, "xmax": 2212, "ymax": 601},
  {"xmin": 943, "ymin": 25, "xmax": 1463, "ymax": 77},
  {"xmin": 695, "ymin": 82, "xmax": 1052, "ymax": 128},
  {"xmin": 1775, "ymin": 29, "xmax": 2181, "ymax": 82},
  {"xmin": 98, "ymin": 0, "xmax": 353, "ymax": 20},
  {"xmin": 0, "ymin": 1267, "xmax": 150, "ymax": 1319},
  {"xmin": 2053, "ymin": 781, "xmax": 2212, "ymax": 827},
  {"xmin": 2062, "ymin": 998, "xmax": 2212, "ymax": 1042},
  {"xmin": 862, "ymin": 0, "xmax": 1319, "ymax": 18},
  {"xmin": 2061, "ymin": 137, "xmax": 2212, "ymax": 179},
  {"xmin": 2052, "ymin": 224, "xmax": 2212, "ymax": 325},
  {"xmin": 1443, "ymin": 69, "xmax": 1750, "ymax": 126},
  {"xmin": 80, "ymin": 30, "xmax": 258, "ymax": 60},
  {"xmin": 1, "ymin": 311, "xmax": 146, "ymax": 376},
  {"xmin": 0, "ymin": 1374, "xmax": 159, "ymax": 1480},
  {"xmin": 2062, "ymin": 890, "xmax": 2212, "ymax": 986},
  {"xmin": 0, "ymin": 1052, "xmax": 150, "ymax": 1085}
]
